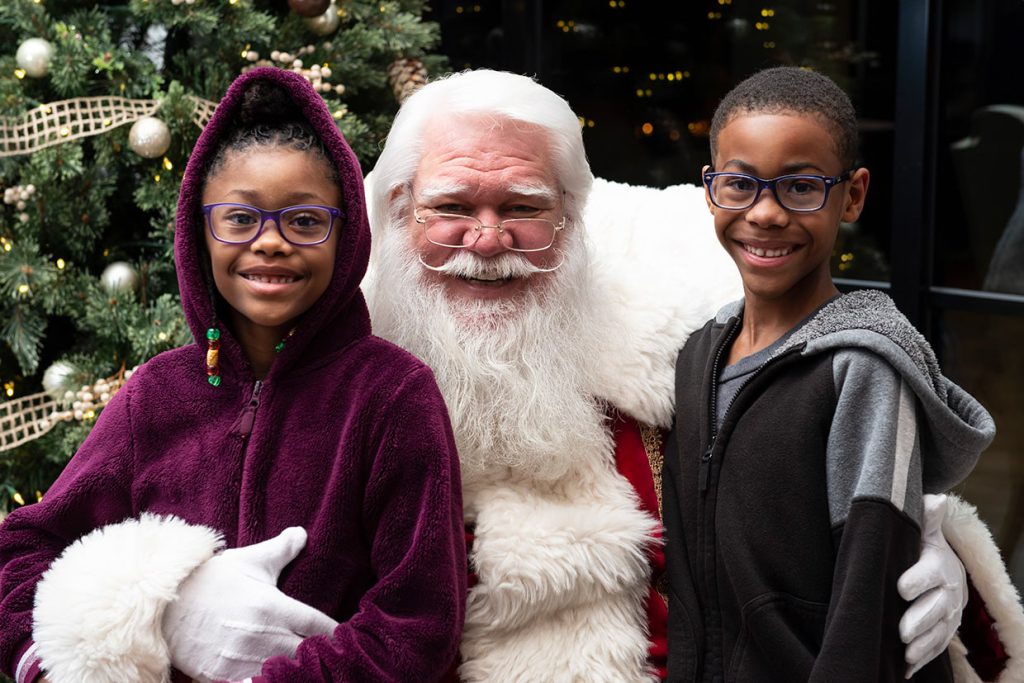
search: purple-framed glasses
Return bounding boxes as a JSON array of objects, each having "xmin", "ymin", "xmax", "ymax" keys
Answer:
[
  {"xmin": 703, "ymin": 170, "xmax": 852, "ymax": 212},
  {"xmin": 202, "ymin": 203, "xmax": 343, "ymax": 246}
]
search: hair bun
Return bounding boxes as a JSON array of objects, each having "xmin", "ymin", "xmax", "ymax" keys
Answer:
[{"xmin": 238, "ymin": 81, "xmax": 301, "ymax": 126}]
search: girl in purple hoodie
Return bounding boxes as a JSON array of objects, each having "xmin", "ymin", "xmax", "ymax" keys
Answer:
[{"xmin": 0, "ymin": 67, "xmax": 465, "ymax": 683}]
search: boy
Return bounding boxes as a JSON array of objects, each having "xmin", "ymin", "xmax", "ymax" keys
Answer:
[{"xmin": 662, "ymin": 66, "xmax": 996, "ymax": 681}]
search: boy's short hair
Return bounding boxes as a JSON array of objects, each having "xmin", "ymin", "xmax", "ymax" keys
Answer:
[{"xmin": 709, "ymin": 66, "xmax": 859, "ymax": 170}]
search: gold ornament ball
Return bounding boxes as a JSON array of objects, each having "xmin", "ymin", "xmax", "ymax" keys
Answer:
[
  {"xmin": 16, "ymin": 38, "xmax": 55, "ymax": 78},
  {"xmin": 289, "ymin": 0, "xmax": 331, "ymax": 17},
  {"xmin": 128, "ymin": 116, "xmax": 171, "ymax": 158},
  {"xmin": 101, "ymin": 261, "xmax": 140, "ymax": 294},
  {"xmin": 304, "ymin": 2, "xmax": 340, "ymax": 36}
]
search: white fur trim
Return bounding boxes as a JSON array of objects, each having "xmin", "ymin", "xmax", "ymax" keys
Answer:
[
  {"xmin": 584, "ymin": 178, "xmax": 742, "ymax": 428},
  {"xmin": 33, "ymin": 513, "xmax": 224, "ymax": 683},
  {"xmin": 944, "ymin": 495, "xmax": 1024, "ymax": 682},
  {"xmin": 460, "ymin": 455, "xmax": 661, "ymax": 683}
]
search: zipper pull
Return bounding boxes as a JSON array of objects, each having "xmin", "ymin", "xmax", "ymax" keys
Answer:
[
  {"xmin": 232, "ymin": 380, "xmax": 263, "ymax": 439},
  {"xmin": 699, "ymin": 440, "xmax": 714, "ymax": 492}
]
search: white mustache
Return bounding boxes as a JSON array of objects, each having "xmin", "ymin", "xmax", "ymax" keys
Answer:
[{"xmin": 419, "ymin": 249, "xmax": 564, "ymax": 275}]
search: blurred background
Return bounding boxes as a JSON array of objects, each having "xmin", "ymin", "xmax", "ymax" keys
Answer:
[{"xmin": 1, "ymin": 0, "xmax": 1022, "ymax": 605}]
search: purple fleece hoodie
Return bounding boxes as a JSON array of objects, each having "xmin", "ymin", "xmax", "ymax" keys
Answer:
[{"xmin": 0, "ymin": 67, "xmax": 465, "ymax": 682}]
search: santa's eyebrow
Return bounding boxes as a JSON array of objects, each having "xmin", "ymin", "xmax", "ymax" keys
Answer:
[
  {"xmin": 505, "ymin": 183, "xmax": 559, "ymax": 202},
  {"xmin": 416, "ymin": 182, "xmax": 471, "ymax": 203}
]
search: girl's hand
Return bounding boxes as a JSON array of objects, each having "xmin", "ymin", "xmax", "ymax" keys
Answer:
[{"xmin": 162, "ymin": 527, "xmax": 338, "ymax": 681}]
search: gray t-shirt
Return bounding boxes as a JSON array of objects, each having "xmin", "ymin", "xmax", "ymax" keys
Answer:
[{"xmin": 716, "ymin": 298, "xmax": 838, "ymax": 430}]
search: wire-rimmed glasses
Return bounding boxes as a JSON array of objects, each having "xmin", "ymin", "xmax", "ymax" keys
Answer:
[
  {"xmin": 203, "ymin": 203, "xmax": 343, "ymax": 246},
  {"xmin": 703, "ymin": 170, "xmax": 852, "ymax": 212},
  {"xmin": 412, "ymin": 208, "xmax": 565, "ymax": 252}
]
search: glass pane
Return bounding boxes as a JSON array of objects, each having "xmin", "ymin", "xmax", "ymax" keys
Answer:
[
  {"xmin": 434, "ymin": 0, "xmax": 897, "ymax": 281},
  {"xmin": 939, "ymin": 310, "xmax": 1024, "ymax": 594},
  {"xmin": 936, "ymin": 0, "xmax": 1024, "ymax": 294}
]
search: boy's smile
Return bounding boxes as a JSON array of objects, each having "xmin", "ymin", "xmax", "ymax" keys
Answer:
[
  {"xmin": 202, "ymin": 147, "xmax": 341, "ymax": 354},
  {"xmin": 706, "ymin": 112, "xmax": 869, "ymax": 320}
]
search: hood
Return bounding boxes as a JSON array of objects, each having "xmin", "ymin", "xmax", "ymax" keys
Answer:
[
  {"xmin": 174, "ymin": 67, "xmax": 371, "ymax": 383},
  {"xmin": 772, "ymin": 290, "xmax": 995, "ymax": 492}
]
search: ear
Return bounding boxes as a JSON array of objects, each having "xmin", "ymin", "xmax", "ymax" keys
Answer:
[
  {"xmin": 701, "ymin": 164, "xmax": 716, "ymax": 215},
  {"xmin": 841, "ymin": 167, "xmax": 870, "ymax": 223},
  {"xmin": 389, "ymin": 183, "xmax": 406, "ymax": 205}
]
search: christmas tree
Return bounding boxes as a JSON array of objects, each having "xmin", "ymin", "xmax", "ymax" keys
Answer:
[{"xmin": 0, "ymin": 0, "xmax": 443, "ymax": 515}]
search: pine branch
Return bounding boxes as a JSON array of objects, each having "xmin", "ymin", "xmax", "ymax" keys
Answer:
[{"xmin": 1, "ymin": 303, "xmax": 46, "ymax": 374}]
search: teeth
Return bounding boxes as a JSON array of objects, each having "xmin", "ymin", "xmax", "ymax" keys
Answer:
[
  {"xmin": 744, "ymin": 244, "xmax": 793, "ymax": 258},
  {"xmin": 244, "ymin": 273, "xmax": 298, "ymax": 284}
]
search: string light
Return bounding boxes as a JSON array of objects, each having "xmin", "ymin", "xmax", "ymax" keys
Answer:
[
  {"xmin": 162, "ymin": 157, "xmax": 173, "ymax": 170},
  {"xmin": 4, "ymin": 382, "xmax": 14, "ymax": 398},
  {"xmin": 56, "ymin": 258, "xmax": 65, "ymax": 269},
  {"xmin": 688, "ymin": 121, "xmax": 710, "ymax": 136},
  {"xmin": 14, "ymin": 69, "xmax": 26, "ymax": 79},
  {"xmin": 12, "ymin": 491, "xmax": 25, "ymax": 506}
]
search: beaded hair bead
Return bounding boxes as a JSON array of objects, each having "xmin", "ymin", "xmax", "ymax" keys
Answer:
[
  {"xmin": 206, "ymin": 327, "xmax": 221, "ymax": 386},
  {"xmin": 274, "ymin": 327, "xmax": 296, "ymax": 354}
]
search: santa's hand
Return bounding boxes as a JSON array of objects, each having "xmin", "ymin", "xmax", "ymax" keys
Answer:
[
  {"xmin": 162, "ymin": 527, "xmax": 339, "ymax": 682},
  {"xmin": 897, "ymin": 494, "xmax": 967, "ymax": 679}
]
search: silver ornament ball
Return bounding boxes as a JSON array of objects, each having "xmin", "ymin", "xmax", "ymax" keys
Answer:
[
  {"xmin": 304, "ymin": 2, "xmax": 340, "ymax": 36},
  {"xmin": 42, "ymin": 360, "xmax": 78, "ymax": 398},
  {"xmin": 16, "ymin": 38, "xmax": 55, "ymax": 78},
  {"xmin": 128, "ymin": 116, "xmax": 171, "ymax": 158},
  {"xmin": 101, "ymin": 261, "xmax": 140, "ymax": 294}
]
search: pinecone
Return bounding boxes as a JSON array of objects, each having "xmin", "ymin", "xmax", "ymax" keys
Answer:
[{"xmin": 387, "ymin": 57, "xmax": 427, "ymax": 103}]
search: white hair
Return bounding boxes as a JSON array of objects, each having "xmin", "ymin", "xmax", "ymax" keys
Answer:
[{"xmin": 369, "ymin": 69, "xmax": 594, "ymax": 231}]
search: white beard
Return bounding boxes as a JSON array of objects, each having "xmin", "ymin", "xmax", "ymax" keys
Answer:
[
  {"xmin": 370, "ymin": 218, "xmax": 660, "ymax": 682},
  {"xmin": 368, "ymin": 220, "xmax": 615, "ymax": 487}
]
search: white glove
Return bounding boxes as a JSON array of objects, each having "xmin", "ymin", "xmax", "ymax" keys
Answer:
[
  {"xmin": 162, "ymin": 527, "xmax": 339, "ymax": 682},
  {"xmin": 897, "ymin": 493, "xmax": 967, "ymax": 679}
]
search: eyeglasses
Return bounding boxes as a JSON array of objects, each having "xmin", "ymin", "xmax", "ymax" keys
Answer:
[
  {"xmin": 202, "ymin": 203, "xmax": 343, "ymax": 246},
  {"xmin": 703, "ymin": 170, "xmax": 852, "ymax": 212},
  {"xmin": 412, "ymin": 207, "xmax": 565, "ymax": 252}
]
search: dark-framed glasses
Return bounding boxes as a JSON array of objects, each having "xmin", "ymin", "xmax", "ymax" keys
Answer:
[
  {"xmin": 703, "ymin": 170, "xmax": 852, "ymax": 212},
  {"xmin": 413, "ymin": 209, "xmax": 565, "ymax": 252},
  {"xmin": 203, "ymin": 203, "xmax": 343, "ymax": 246}
]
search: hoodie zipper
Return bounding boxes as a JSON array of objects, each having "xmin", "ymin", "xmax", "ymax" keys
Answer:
[
  {"xmin": 697, "ymin": 323, "xmax": 804, "ymax": 679},
  {"xmin": 700, "ymin": 319, "xmax": 739, "ymax": 493},
  {"xmin": 235, "ymin": 379, "xmax": 263, "ymax": 441}
]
